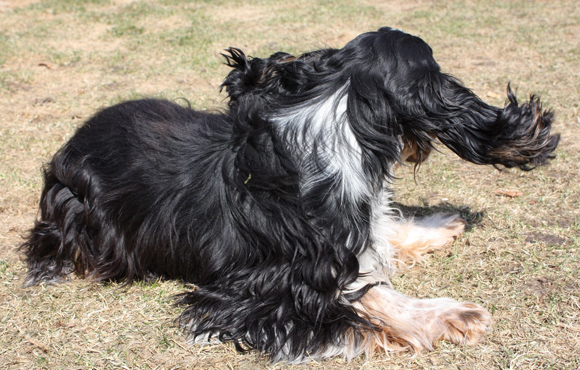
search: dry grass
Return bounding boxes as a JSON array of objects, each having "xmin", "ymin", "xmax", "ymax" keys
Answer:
[{"xmin": 1, "ymin": 0, "xmax": 579, "ymax": 369}]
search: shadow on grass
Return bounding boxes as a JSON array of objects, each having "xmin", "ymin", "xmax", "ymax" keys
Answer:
[{"xmin": 392, "ymin": 202, "xmax": 486, "ymax": 231}]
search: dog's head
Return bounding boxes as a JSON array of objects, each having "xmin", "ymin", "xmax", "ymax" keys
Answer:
[{"xmin": 222, "ymin": 27, "xmax": 559, "ymax": 172}]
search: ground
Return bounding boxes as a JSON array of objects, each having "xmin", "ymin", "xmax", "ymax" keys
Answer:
[{"xmin": 1, "ymin": 0, "xmax": 579, "ymax": 369}]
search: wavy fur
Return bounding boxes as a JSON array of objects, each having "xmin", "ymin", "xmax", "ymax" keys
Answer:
[{"xmin": 22, "ymin": 27, "xmax": 559, "ymax": 362}]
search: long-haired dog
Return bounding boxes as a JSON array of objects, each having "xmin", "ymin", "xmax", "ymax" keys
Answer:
[{"xmin": 22, "ymin": 27, "xmax": 559, "ymax": 362}]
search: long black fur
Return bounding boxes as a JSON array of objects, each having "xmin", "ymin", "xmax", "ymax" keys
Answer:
[{"xmin": 21, "ymin": 27, "xmax": 559, "ymax": 362}]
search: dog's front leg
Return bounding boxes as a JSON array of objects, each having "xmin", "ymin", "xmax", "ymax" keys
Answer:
[{"xmin": 352, "ymin": 284, "xmax": 491, "ymax": 355}]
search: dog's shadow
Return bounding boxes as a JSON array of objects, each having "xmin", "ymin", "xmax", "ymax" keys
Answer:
[{"xmin": 392, "ymin": 202, "xmax": 486, "ymax": 232}]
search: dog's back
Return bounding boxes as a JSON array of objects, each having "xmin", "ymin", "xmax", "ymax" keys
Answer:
[{"xmin": 22, "ymin": 99, "xmax": 238, "ymax": 285}]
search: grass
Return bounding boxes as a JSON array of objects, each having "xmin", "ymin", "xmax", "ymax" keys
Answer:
[{"xmin": 1, "ymin": 0, "xmax": 579, "ymax": 369}]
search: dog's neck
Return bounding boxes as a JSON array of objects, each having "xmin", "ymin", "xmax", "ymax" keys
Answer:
[{"xmin": 271, "ymin": 82, "xmax": 383, "ymax": 205}]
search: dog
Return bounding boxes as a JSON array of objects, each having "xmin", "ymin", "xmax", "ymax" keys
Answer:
[{"xmin": 21, "ymin": 27, "xmax": 559, "ymax": 362}]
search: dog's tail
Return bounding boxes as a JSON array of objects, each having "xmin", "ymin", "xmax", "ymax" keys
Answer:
[{"xmin": 413, "ymin": 79, "xmax": 560, "ymax": 170}]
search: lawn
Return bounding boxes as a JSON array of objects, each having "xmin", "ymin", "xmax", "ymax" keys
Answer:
[{"xmin": 1, "ymin": 0, "xmax": 579, "ymax": 369}]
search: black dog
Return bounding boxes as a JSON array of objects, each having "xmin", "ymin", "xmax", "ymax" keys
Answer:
[{"xmin": 22, "ymin": 27, "xmax": 559, "ymax": 362}]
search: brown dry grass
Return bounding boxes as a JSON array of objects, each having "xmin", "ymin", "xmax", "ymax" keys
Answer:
[{"xmin": 1, "ymin": 0, "xmax": 579, "ymax": 369}]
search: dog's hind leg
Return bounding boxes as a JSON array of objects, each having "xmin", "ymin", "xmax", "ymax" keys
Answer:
[
  {"xmin": 390, "ymin": 213, "xmax": 465, "ymax": 265},
  {"xmin": 21, "ymin": 163, "xmax": 95, "ymax": 287},
  {"xmin": 22, "ymin": 185, "xmax": 80, "ymax": 286}
]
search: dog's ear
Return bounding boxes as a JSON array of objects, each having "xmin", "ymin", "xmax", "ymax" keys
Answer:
[
  {"xmin": 486, "ymin": 85, "xmax": 559, "ymax": 169},
  {"xmin": 418, "ymin": 76, "xmax": 560, "ymax": 170},
  {"xmin": 344, "ymin": 70, "xmax": 403, "ymax": 175}
]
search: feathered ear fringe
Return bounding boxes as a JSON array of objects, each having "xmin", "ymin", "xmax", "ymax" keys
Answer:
[
  {"xmin": 486, "ymin": 84, "xmax": 560, "ymax": 170},
  {"xmin": 416, "ymin": 76, "xmax": 559, "ymax": 170}
]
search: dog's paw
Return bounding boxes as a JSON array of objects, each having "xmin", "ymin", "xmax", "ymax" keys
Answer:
[
  {"xmin": 392, "ymin": 213, "xmax": 466, "ymax": 264},
  {"xmin": 354, "ymin": 286, "xmax": 492, "ymax": 358},
  {"xmin": 23, "ymin": 259, "xmax": 74, "ymax": 287},
  {"xmin": 438, "ymin": 302, "xmax": 492, "ymax": 345},
  {"xmin": 421, "ymin": 212, "xmax": 466, "ymax": 245}
]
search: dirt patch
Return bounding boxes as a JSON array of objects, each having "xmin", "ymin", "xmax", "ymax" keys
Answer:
[
  {"xmin": 522, "ymin": 277, "xmax": 554, "ymax": 297},
  {"xmin": 524, "ymin": 232, "xmax": 568, "ymax": 246}
]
